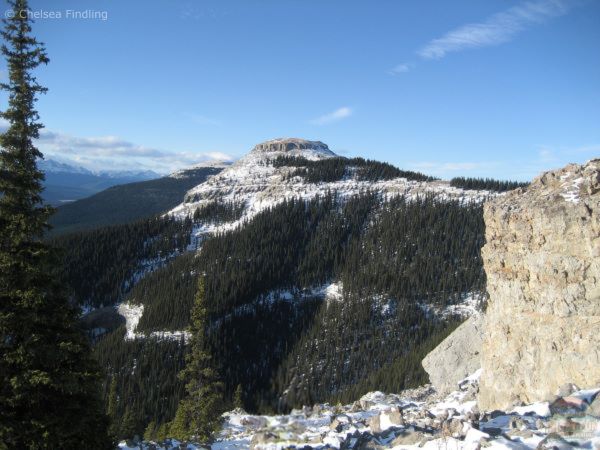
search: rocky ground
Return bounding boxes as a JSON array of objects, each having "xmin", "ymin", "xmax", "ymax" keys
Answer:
[{"xmin": 118, "ymin": 371, "xmax": 600, "ymax": 450}]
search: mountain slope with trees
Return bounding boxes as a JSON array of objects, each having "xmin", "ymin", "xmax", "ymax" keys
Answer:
[
  {"xmin": 49, "ymin": 164, "xmax": 227, "ymax": 235},
  {"xmin": 80, "ymin": 191, "xmax": 486, "ymax": 438}
]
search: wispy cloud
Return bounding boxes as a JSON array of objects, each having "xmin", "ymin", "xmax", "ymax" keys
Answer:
[
  {"xmin": 418, "ymin": 0, "xmax": 574, "ymax": 60},
  {"xmin": 388, "ymin": 63, "xmax": 413, "ymax": 75},
  {"xmin": 310, "ymin": 107, "xmax": 353, "ymax": 125},
  {"xmin": 538, "ymin": 147, "xmax": 558, "ymax": 163},
  {"xmin": 34, "ymin": 130, "xmax": 234, "ymax": 174},
  {"xmin": 563, "ymin": 144, "xmax": 600, "ymax": 156},
  {"xmin": 188, "ymin": 113, "xmax": 221, "ymax": 126},
  {"xmin": 411, "ymin": 161, "xmax": 499, "ymax": 174}
]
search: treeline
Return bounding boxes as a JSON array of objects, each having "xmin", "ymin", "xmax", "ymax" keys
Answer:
[
  {"xmin": 272, "ymin": 155, "xmax": 436, "ymax": 183},
  {"xmin": 450, "ymin": 176, "xmax": 529, "ymax": 192}
]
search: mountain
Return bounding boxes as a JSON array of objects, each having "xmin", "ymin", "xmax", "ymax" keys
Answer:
[
  {"xmin": 49, "ymin": 162, "xmax": 230, "ymax": 235},
  {"xmin": 170, "ymin": 138, "xmax": 489, "ymax": 232},
  {"xmin": 39, "ymin": 158, "xmax": 160, "ymax": 206},
  {"xmin": 52, "ymin": 138, "xmax": 516, "ymax": 440}
]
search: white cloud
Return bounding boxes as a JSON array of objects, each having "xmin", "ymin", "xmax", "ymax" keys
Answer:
[
  {"xmin": 35, "ymin": 130, "xmax": 234, "ymax": 174},
  {"xmin": 388, "ymin": 63, "xmax": 413, "ymax": 75},
  {"xmin": 310, "ymin": 107, "xmax": 353, "ymax": 125},
  {"xmin": 418, "ymin": 0, "xmax": 574, "ymax": 60}
]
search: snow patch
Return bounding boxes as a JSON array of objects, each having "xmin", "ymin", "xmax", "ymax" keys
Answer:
[
  {"xmin": 117, "ymin": 302, "xmax": 191, "ymax": 342},
  {"xmin": 117, "ymin": 302, "xmax": 144, "ymax": 340},
  {"xmin": 419, "ymin": 293, "xmax": 483, "ymax": 320},
  {"xmin": 560, "ymin": 173, "xmax": 583, "ymax": 204}
]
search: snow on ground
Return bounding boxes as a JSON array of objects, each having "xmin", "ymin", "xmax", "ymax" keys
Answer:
[
  {"xmin": 212, "ymin": 375, "xmax": 599, "ymax": 450},
  {"xmin": 213, "ymin": 282, "xmax": 344, "ymax": 328},
  {"xmin": 560, "ymin": 173, "xmax": 584, "ymax": 204},
  {"xmin": 116, "ymin": 371, "xmax": 600, "ymax": 449},
  {"xmin": 168, "ymin": 143, "xmax": 496, "ymax": 241},
  {"xmin": 168, "ymin": 160, "xmax": 233, "ymax": 179},
  {"xmin": 419, "ymin": 293, "xmax": 483, "ymax": 320},
  {"xmin": 117, "ymin": 303, "xmax": 144, "ymax": 340},
  {"xmin": 116, "ymin": 302, "xmax": 191, "ymax": 342},
  {"xmin": 124, "ymin": 252, "xmax": 182, "ymax": 290}
]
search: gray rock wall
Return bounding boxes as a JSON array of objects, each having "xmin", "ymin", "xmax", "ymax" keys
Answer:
[
  {"xmin": 422, "ymin": 314, "xmax": 484, "ymax": 395},
  {"xmin": 479, "ymin": 159, "xmax": 600, "ymax": 410}
]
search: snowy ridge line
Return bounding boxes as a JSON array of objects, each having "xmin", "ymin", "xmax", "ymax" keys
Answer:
[
  {"xmin": 168, "ymin": 142, "xmax": 498, "ymax": 240},
  {"xmin": 168, "ymin": 160, "xmax": 233, "ymax": 180}
]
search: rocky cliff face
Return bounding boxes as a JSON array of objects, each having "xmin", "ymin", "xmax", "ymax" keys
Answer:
[
  {"xmin": 422, "ymin": 314, "xmax": 484, "ymax": 395},
  {"xmin": 479, "ymin": 159, "xmax": 600, "ymax": 410},
  {"xmin": 251, "ymin": 138, "xmax": 335, "ymax": 156}
]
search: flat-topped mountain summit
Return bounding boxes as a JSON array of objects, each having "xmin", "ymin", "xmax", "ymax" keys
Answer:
[
  {"xmin": 245, "ymin": 138, "xmax": 338, "ymax": 161},
  {"xmin": 251, "ymin": 138, "xmax": 335, "ymax": 158}
]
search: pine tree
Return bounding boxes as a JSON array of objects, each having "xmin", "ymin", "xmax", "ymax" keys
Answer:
[
  {"xmin": 155, "ymin": 422, "xmax": 170, "ymax": 442},
  {"xmin": 143, "ymin": 421, "xmax": 157, "ymax": 442},
  {"xmin": 233, "ymin": 384, "xmax": 244, "ymax": 410},
  {"xmin": 107, "ymin": 376, "xmax": 120, "ymax": 438},
  {"xmin": 170, "ymin": 276, "xmax": 225, "ymax": 442},
  {"xmin": 120, "ymin": 406, "xmax": 136, "ymax": 440},
  {"xmin": 0, "ymin": 1, "xmax": 112, "ymax": 448}
]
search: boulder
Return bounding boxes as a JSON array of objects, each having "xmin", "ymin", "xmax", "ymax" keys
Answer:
[
  {"xmin": 587, "ymin": 394, "xmax": 600, "ymax": 417},
  {"xmin": 240, "ymin": 416, "xmax": 268, "ymax": 429},
  {"xmin": 536, "ymin": 432, "xmax": 576, "ymax": 450},
  {"xmin": 441, "ymin": 418, "xmax": 465, "ymax": 438},
  {"xmin": 479, "ymin": 159, "xmax": 600, "ymax": 410},
  {"xmin": 250, "ymin": 431, "xmax": 277, "ymax": 449},
  {"xmin": 389, "ymin": 430, "xmax": 430, "ymax": 446},
  {"xmin": 367, "ymin": 414, "xmax": 381, "ymax": 433},
  {"xmin": 422, "ymin": 314, "xmax": 484, "ymax": 395}
]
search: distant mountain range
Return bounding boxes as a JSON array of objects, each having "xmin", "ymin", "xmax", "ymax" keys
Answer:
[
  {"xmin": 49, "ymin": 162, "xmax": 231, "ymax": 235},
  {"xmin": 39, "ymin": 159, "xmax": 160, "ymax": 206}
]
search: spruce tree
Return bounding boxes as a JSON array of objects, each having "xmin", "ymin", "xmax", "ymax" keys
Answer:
[
  {"xmin": 0, "ymin": 1, "xmax": 112, "ymax": 448},
  {"xmin": 107, "ymin": 376, "xmax": 119, "ymax": 438},
  {"xmin": 143, "ymin": 420, "xmax": 157, "ymax": 442},
  {"xmin": 170, "ymin": 276, "xmax": 225, "ymax": 442},
  {"xmin": 233, "ymin": 384, "xmax": 244, "ymax": 410},
  {"xmin": 120, "ymin": 406, "xmax": 136, "ymax": 440}
]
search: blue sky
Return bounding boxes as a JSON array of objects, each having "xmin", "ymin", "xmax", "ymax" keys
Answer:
[{"xmin": 1, "ymin": 0, "xmax": 599, "ymax": 179}]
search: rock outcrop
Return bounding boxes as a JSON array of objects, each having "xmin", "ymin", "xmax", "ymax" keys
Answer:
[
  {"xmin": 479, "ymin": 159, "xmax": 600, "ymax": 410},
  {"xmin": 422, "ymin": 314, "xmax": 484, "ymax": 395},
  {"xmin": 251, "ymin": 138, "xmax": 335, "ymax": 156}
]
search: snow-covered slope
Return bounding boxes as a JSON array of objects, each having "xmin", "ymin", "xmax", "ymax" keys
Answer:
[
  {"xmin": 168, "ymin": 138, "xmax": 495, "ymax": 243},
  {"xmin": 118, "ymin": 372, "xmax": 600, "ymax": 449},
  {"xmin": 168, "ymin": 160, "xmax": 234, "ymax": 180}
]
